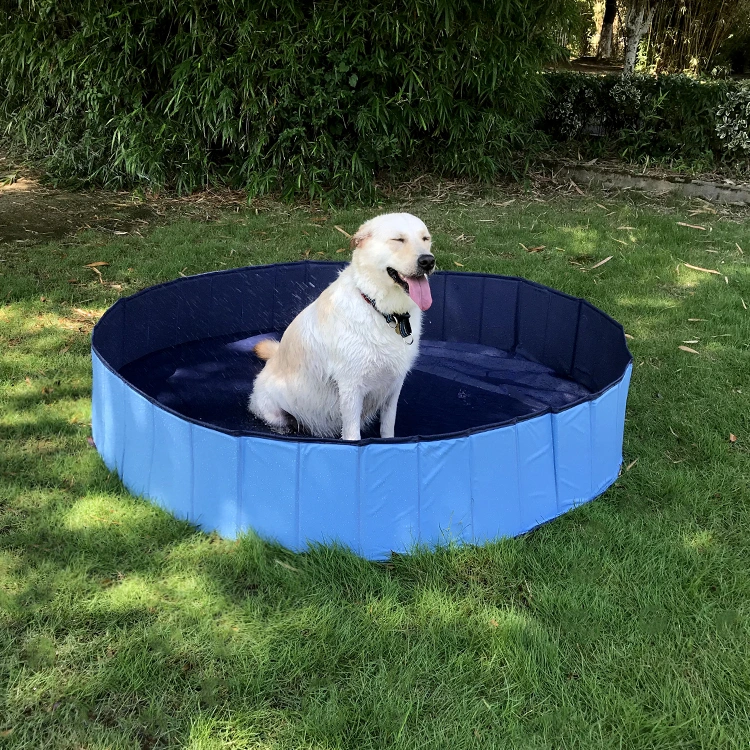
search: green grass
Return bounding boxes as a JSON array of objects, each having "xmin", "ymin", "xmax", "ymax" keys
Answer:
[{"xmin": 1, "ymin": 191, "xmax": 749, "ymax": 748}]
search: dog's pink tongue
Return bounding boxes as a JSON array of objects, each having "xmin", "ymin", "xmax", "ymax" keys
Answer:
[{"xmin": 406, "ymin": 275, "xmax": 432, "ymax": 311}]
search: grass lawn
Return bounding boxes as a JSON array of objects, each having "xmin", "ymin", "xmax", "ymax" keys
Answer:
[{"xmin": 1, "ymin": 188, "xmax": 749, "ymax": 748}]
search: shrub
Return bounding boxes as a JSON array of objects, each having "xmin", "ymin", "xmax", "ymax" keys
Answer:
[
  {"xmin": 0, "ymin": 0, "xmax": 575, "ymax": 201},
  {"xmin": 541, "ymin": 71, "xmax": 750, "ymax": 169}
]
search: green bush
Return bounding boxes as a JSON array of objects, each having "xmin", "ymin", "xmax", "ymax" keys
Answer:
[
  {"xmin": 0, "ymin": 0, "xmax": 574, "ymax": 200},
  {"xmin": 540, "ymin": 72, "xmax": 750, "ymax": 170}
]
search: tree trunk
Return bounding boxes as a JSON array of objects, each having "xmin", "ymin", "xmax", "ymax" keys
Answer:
[
  {"xmin": 623, "ymin": 0, "xmax": 658, "ymax": 76},
  {"xmin": 597, "ymin": 0, "xmax": 618, "ymax": 59}
]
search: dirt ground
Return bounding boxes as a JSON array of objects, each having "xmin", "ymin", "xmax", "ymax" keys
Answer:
[
  {"xmin": 0, "ymin": 152, "xmax": 252, "ymax": 247},
  {"xmin": 3, "ymin": 149, "xmax": 748, "ymax": 251}
]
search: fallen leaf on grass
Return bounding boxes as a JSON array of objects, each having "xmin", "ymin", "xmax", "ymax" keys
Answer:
[
  {"xmin": 87, "ymin": 266, "xmax": 104, "ymax": 284},
  {"xmin": 679, "ymin": 345, "xmax": 699, "ymax": 354},
  {"xmin": 688, "ymin": 318, "xmax": 707, "ymax": 322},
  {"xmin": 274, "ymin": 559, "xmax": 300, "ymax": 573},
  {"xmin": 595, "ymin": 203, "xmax": 608, "ymax": 210},
  {"xmin": 742, "ymin": 299, "xmax": 748, "ymax": 310},
  {"xmin": 334, "ymin": 225, "xmax": 351, "ymax": 238},
  {"xmin": 683, "ymin": 340, "xmax": 699, "ymax": 344},
  {"xmin": 625, "ymin": 333, "xmax": 634, "ymax": 340},
  {"xmin": 736, "ymin": 243, "xmax": 743, "ymax": 255},
  {"xmin": 625, "ymin": 458, "xmax": 638, "ymax": 471},
  {"xmin": 676, "ymin": 222, "xmax": 707, "ymax": 230},
  {"xmin": 729, "ymin": 434, "xmax": 737, "ymax": 443},
  {"xmin": 683, "ymin": 263, "xmax": 720, "ymax": 275},
  {"xmin": 590, "ymin": 255, "xmax": 613, "ymax": 269},
  {"xmin": 570, "ymin": 179, "xmax": 584, "ymax": 195},
  {"xmin": 617, "ymin": 226, "xmax": 635, "ymax": 230},
  {"xmin": 454, "ymin": 261, "xmax": 464, "ymax": 267},
  {"xmin": 335, "ymin": 248, "xmax": 346, "ymax": 253},
  {"xmin": 610, "ymin": 237, "xmax": 628, "ymax": 246},
  {"xmin": 489, "ymin": 619, "xmax": 499, "ymax": 628},
  {"xmin": 84, "ymin": 261, "xmax": 109, "ymax": 267},
  {"xmin": 521, "ymin": 244, "xmax": 545, "ymax": 253},
  {"xmin": 0, "ymin": 729, "xmax": 13, "ymax": 737},
  {"xmin": 86, "ymin": 437, "xmax": 96, "ymax": 448}
]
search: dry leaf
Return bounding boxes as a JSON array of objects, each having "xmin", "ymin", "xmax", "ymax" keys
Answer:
[
  {"xmin": 742, "ymin": 299, "xmax": 748, "ymax": 310},
  {"xmin": 453, "ymin": 261, "xmax": 464, "ymax": 267},
  {"xmin": 590, "ymin": 255, "xmax": 613, "ymax": 269},
  {"xmin": 84, "ymin": 261, "xmax": 109, "ymax": 267},
  {"xmin": 736, "ymin": 243, "xmax": 743, "ymax": 255},
  {"xmin": 725, "ymin": 276, "xmax": 729, "ymax": 285},
  {"xmin": 676, "ymin": 222, "xmax": 706, "ymax": 230},
  {"xmin": 274, "ymin": 559, "xmax": 300, "ymax": 572},
  {"xmin": 687, "ymin": 318, "xmax": 706, "ymax": 322},
  {"xmin": 86, "ymin": 437, "xmax": 96, "ymax": 448},
  {"xmin": 625, "ymin": 333, "xmax": 634, "ymax": 340},
  {"xmin": 570, "ymin": 179, "xmax": 584, "ymax": 195},
  {"xmin": 595, "ymin": 203, "xmax": 608, "ymax": 210},
  {"xmin": 683, "ymin": 339, "xmax": 699, "ymax": 344},
  {"xmin": 333, "ymin": 225, "xmax": 351, "ymax": 238},
  {"xmin": 617, "ymin": 226, "xmax": 635, "ymax": 230},
  {"xmin": 678, "ymin": 345, "xmax": 699, "ymax": 354},
  {"xmin": 683, "ymin": 263, "xmax": 720, "ymax": 275},
  {"xmin": 489, "ymin": 619, "xmax": 499, "ymax": 628},
  {"xmin": 729, "ymin": 434, "xmax": 737, "ymax": 443},
  {"xmin": 625, "ymin": 458, "xmax": 638, "ymax": 471},
  {"xmin": 610, "ymin": 237, "xmax": 628, "ymax": 246},
  {"xmin": 335, "ymin": 248, "xmax": 346, "ymax": 253},
  {"xmin": 525, "ymin": 245, "xmax": 546, "ymax": 253}
]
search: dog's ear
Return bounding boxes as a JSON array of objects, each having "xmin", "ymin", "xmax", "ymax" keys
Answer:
[{"xmin": 350, "ymin": 227, "xmax": 371, "ymax": 251}]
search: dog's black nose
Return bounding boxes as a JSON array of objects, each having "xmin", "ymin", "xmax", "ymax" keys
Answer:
[{"xmin": 418, "ymin": 254, "xmax": 435, "ymax": 272}]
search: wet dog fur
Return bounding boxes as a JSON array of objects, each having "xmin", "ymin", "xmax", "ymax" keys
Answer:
[{"xmin": 248, "ymin": 213, "xmax": 435, "ymax": 440}]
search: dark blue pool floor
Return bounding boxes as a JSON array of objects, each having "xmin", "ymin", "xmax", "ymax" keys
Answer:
[{"xmin": 119, "ymin": 332, "xmax": 592, "ymax": 438}]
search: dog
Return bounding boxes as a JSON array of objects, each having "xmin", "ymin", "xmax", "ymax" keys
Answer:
[{"xmin": 248, "ymin": 212, "xmax": 435, "ymax": 440}]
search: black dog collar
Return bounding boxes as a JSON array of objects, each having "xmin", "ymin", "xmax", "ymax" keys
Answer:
[{"xmin": 360, "ymin": 292, "xmax": 413, "ymax": 341}]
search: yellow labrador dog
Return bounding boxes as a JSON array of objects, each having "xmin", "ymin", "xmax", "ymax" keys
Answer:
[{"xmin": 248, "ymin": 213, "xmax": 435, "ymax": 440}]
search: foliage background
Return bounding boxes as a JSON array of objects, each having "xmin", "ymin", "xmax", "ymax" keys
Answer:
[
  {"xmin": 0, "ymin": 0, "xmax": 574, "ymax": 200},
  {"xmin": 541, "ymin": 72, "xmax": 750, "ymax": 171}
]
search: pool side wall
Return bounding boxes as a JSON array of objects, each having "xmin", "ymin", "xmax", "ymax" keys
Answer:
[{"xmin": 92, "ymin": 351, "xmax": 632, "ymax": 560}]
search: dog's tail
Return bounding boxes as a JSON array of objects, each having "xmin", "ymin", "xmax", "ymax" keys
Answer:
[{"xmin": 253, "ymin": 338, "xmax": 279, "ymax": 361}]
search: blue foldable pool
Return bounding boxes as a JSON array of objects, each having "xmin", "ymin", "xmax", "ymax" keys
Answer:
[{"xmin": 91, "ymin": 261, "xmax": 632, "ymax": 559}]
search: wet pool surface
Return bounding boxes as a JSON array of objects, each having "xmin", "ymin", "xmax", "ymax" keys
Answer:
[{"xmin": 119, "ymin": 332, "xmax": 592, "ymax": 438}]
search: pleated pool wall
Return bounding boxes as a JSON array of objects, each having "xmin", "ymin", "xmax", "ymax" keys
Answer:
[{"xmin": 92, "ymin": 262, "xmax": 632, "ymax": 560}]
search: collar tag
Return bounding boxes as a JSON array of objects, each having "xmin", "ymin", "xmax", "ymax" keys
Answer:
[{"xmin": 360, "ymin": 292, "xmax": 412, "ymax": 339}]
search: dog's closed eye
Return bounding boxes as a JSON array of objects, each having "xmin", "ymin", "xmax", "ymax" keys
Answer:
[{"xmin": 391, "ymin": 237, "xmax": 405, "ymax": 243}]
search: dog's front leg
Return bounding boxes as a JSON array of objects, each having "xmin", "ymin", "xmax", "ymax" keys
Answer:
[
  {"xmin": 338, "ymin": 384, "xmax": 364, "ymax": 441},
  {"xmin": 379, "ymin": 377, "xmax": 405, "ymax": 439}
]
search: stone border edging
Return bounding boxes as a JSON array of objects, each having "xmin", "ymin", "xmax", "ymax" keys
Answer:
[{"xmin": 550, "ymin": 163, "xmax": 750, "ymax": 205}]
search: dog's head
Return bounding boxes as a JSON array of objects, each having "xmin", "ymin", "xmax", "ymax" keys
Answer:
[{"xmin": 349, "ymin": 213, "xmax": 435, "ymax": 312}]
